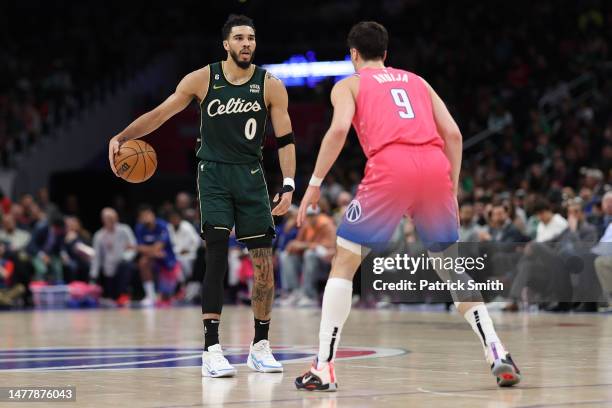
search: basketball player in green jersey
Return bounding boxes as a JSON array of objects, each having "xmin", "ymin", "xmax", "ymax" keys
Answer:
[{"xmin": 108, "ymin": 15, "xmax": 295, "ymax": 377}]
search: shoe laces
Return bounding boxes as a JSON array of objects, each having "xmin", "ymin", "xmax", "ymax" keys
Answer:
[
  {"xmin": 209, "ymin": 348, "xmax": 229, "ymax": 366},
  {"xmin": 254, "ymin": 340, "xmax": 276, "ymax": 363}
]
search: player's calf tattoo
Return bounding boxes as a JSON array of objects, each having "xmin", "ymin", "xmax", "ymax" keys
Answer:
[{"xmin": 249, "ymin": 247, "xmax": 274, "ymax": 319}]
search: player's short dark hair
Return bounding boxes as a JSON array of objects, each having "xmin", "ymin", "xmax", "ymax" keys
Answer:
[
  {"xmin": 347, "ymin": 21, "xmax": 388, "ymax": 61},
  {"xmin": 222, "ymin": 14, "xmax": 255, "ymax": 40}
]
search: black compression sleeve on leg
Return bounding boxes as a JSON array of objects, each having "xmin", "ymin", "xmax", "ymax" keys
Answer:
[{"xmin": 201, "ymin": 224, "xmax": 230, "ymax": 314}]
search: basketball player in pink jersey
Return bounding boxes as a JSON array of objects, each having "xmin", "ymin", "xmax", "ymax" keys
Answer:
[{"xmin": 294, "ymin": 22, "xmax": 521, "ymax": 391}]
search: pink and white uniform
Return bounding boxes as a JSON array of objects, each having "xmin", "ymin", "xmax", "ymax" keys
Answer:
[{"xmin": 337, "ymin": 67, "xmax": 458, "ymax": 250}]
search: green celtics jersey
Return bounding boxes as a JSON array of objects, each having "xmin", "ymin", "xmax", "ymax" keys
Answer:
[{"xmin": 197, "ymin": 62, "xmax": 268, "ymax": 163}]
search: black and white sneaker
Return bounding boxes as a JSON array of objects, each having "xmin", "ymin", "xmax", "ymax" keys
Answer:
[
  {"xmin": 487, "ymin": 342, "xmax": 521, "ymax": 387},
  {"xmin": 295, "ymin": 359, "xmax": 337, "ymax": 392}
]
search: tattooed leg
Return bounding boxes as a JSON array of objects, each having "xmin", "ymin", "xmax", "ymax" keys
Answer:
[{"xmin": 249, "ymin": 247, "xmax": 275, "ymax": 320}]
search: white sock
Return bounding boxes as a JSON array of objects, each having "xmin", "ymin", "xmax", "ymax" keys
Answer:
[
  {"xmin": 463, "ymin": 303, "xmax": 500, "ymax": 349},
  {"xmin": 144, "ymin": 281, "xmax": 156, "ymax": 299},
  {"xmin": 317, "ymin": 278, "xmax": 353, "ymax": 366}
]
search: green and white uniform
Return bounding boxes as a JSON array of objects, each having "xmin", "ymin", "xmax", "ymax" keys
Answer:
[{"xmin": 196, "ymin": 61, "xmax": 274, "ymax": 241}]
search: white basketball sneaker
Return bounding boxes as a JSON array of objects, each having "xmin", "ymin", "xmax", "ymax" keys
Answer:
[
  {"xmin": 247, "ymin": 340, "xmax": 283, "ymax": 373},
  {"xmin": 201, "ymin": 344, "xmax": 237, "ymax": 378},
  {"xmin": 486, "ymin": 342, "xmax": 521, "ymax": 387}
]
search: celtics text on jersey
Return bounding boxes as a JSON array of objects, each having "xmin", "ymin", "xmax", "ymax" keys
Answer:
[{"xmin": 197, "ymin": 62, "xmax": 268, "ymax": 164}]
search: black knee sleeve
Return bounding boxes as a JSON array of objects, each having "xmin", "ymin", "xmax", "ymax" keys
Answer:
[{"xmin": 201, "ymin": 224, "xmax": 230, "ymax": 314}]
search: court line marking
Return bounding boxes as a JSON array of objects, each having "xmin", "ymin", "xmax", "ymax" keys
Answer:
[
  {"xmin": 153, "ymin": 384, "xmax": 612, "ymax": 408},
  {"xmin": 417, "ymin": 387, "xmax": 491, "ymax": 399},
  {"xmin": 0, "ymin": 354, "xmax": 203, "ymax": 372},
  {"xmin": 517, "ymin": 400, "xmax": 612, "ymax": 408},
  {"xmin": 345, "ymin": 364, "xmax": 470, "ymax": 375},
  {"xmin": 0, "ymin": 345, "xmax": 407, "ymax": 372}
]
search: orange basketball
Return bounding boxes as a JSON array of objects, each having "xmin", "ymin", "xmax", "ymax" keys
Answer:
[{"xmin": 114, "ymin": 140, "xmax": 157, "ymax": 183}]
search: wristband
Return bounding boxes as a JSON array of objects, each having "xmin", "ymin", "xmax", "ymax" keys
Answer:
[
  {"xmin": 283, "ymin": 177, "xmax": 295, "ymax": 190},
  {"xmin": 309, "ymin": 175, "xmax": 323, "ymax": 187}
]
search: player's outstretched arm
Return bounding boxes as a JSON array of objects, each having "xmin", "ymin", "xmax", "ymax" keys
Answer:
[
  {"xmin": 424, "ymin": 80, "xmax": 462, "ymax": 195},
  {"xmin": 297, "ymin": 78, "xmax": 356, "ymax": 226},
  {"xmin": 108, "ymin": 67, "xmax": 209, "ymax": 175},
  {"xmin": 266, "ymin": 73, "xmax": 296, "ymax": 216}
]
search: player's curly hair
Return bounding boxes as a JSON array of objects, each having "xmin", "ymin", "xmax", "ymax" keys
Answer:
[
  {"xmin": 347, "ymin": 21, "xmax": 388, "ymax": 61},
  {"xmin": 222, "ymin": 14, "xmax": 255, "ymax": 40}
]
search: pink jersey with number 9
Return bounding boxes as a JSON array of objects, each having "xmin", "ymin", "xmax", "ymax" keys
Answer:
[{"xmin": 352, "ymin": 67, "xmax": 444, "ymax": 158}]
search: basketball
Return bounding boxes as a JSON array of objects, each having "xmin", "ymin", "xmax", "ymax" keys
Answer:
[{"xmin": 114, "ymin": 140, "xmax": 157, "ymax": 183}]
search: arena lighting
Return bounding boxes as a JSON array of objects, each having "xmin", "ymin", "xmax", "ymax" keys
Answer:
[{"xmin": 263, "ymin": 52, "xmax": 354, "ymax": 87}]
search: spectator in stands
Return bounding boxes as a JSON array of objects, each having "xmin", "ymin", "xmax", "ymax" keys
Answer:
[
  {"xmin": 274, "ymin": 206, "xmax": 298, "ymax": 296},
  {"xmin": 0, "ymin": 241, "xmax": 25, "ymax": 308},
  {"xmin": 134, "ymin": 205, "xmax": 179, "ymax": 306},
  {"xmin": 479, "ymin": 204, "xmax": 529, "ymax": 243},
  {"xmin": 487, "ymin": 102, "xmax": 513, "ymax": 133},
  {"xmin": 459, "ymin": 203, "xmax": 481, "ymax": 242},
  {"xmin": 90, "ymin": 207, "xmax": 136, "ymax": 306},
  {"xmin": 279, "ymin": 207, "xmax": 336, "ymax": 307},
  {"xmin": 36, "ymin": 187, "xmax": 59, "ymax": 218},
  {"xmin": 175, "ymin": 192, "xmax": 193, "ymax": 215},
  {"xmin": 333, "ymin": 191, "xmax": 352, "ymax": 226},
  {"xmin": 27, "ymin": 215, "xmax": 65, "ymax": 282},
  {"xmin": 62, "ymin": 216, "xmax": 93, "ymax": 282},
  {"xmin": 0, "ymin": 188, "xmax": 11, "ymax": 214},
  {"xmin": 0, "ymin": 213, "xmax": 31, "ymax": 252},
  {"xmin": 593, "ymin": 192, "xmax": 612, "ymax": 311},
  {"xmin": 534, "ymin": 199, "xmax": 568, "ymax": 242},
  {"xmin": 560, "ymin": 199, "xmax": 600, "ymax": 311},
  {"xmin": 167, "ymin": 210, "xmax": 200, "ymax": 283},
  {"xmin": 508, "ymin": 199, "xmax": 598, "ymax": 311},
  {"xmin": 10, "ymin": 204, "xmax": 29, "ymax": 230}
]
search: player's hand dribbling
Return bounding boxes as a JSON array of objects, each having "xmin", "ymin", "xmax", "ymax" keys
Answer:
[
  {"xmin": 108, "ymin": 136, "xmax": 121, "ymax": 176},
  {"xmin": 297, "ymin": 185, "xmax": 320, "ymax": 227},
  {"xmin": 271, "ymin": 191, "xmax": 293, "ymax": 216}
]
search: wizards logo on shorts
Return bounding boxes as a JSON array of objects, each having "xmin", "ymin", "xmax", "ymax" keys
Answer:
[
  {"xmin": 0, "ymin": 345, "xmax": 406, "ymax": 371},
  {"xmin": 346, "ymin": 200, "xmax": 362, "ymax": 223}
]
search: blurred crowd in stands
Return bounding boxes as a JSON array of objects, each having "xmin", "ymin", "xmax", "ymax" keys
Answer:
[{"xmin": 1, "ymin": 1, "xmax": 612, "ymax": 312}]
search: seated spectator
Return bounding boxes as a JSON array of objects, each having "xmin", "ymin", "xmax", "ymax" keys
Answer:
[
  {"xmin": 0, "ymin": 214, "xmax": 31, "ymax": 253},
  {"xmin": 175, "ymin": 192, "xmax": 194, "ymax": 216},
  {"xmin": 459, "ymin": 203, "xmax": 482, "ymax": 242},
  {"xmin": 90, "ymin": 208, "xmax": 136, "ymax": 306},
  {"xmin": 487, "ymin": 102, "xmax": 513, "ymax": 133},
  {"xmin": 275, "ymin": 206, "xmax": 298, "ymax": 253},
  {"xmin": 0, "ymin": 187, "xmax": 11, "ymax": 215},
  {"xmin": 62, "ymin": 216, "xmax": 93, "ymax": 282},
  {"xmin": 27, "ymin": 215, "xmax": 65, "ymax": 282},
  {"xmin": 478, "ymin": 205, "xmax": 529, "ymax": 299},
  {"xmin": 0, "ymin": 241, "xmax": 25, "ymax": 308},
  {"xmin": 509, "ymin": 199, "xmax": 597, "ymax": 312},
  {"xmin": 168, "ymin": 210, "xmax": 201, "ymax": 282},
  {"xmin": 134, "ymin": 205, "xmax": 179, "ymax": 306},
  {"xmin": 333, "ymin": 191, "xmax": 352, "ymax": 226},
  {"xmin": 273, "ymin": 206, "xmax": 298, "ymax": 289},
  {"xmin": 560, "ymin": 199, "xmax": 599, "ymax": 311},
  {"xmin": 479, "ymin": 204, "xmax": 529, "ymax": 243},
  {"xmin": 279, "ymin": 207, "xmax": 336, "ymax": 307},
  {"xmin": 593, "ymin": 192, "xmax": 612, "ymax": 311},
  {"xmin": 534, "ymin": 199, "xmax": 568, "ymax": 242}
]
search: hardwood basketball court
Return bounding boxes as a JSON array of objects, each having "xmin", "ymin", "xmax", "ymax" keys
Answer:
[{"xmin": 1, "ymin": 306, "xmax": 611, "ymax": 407}]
